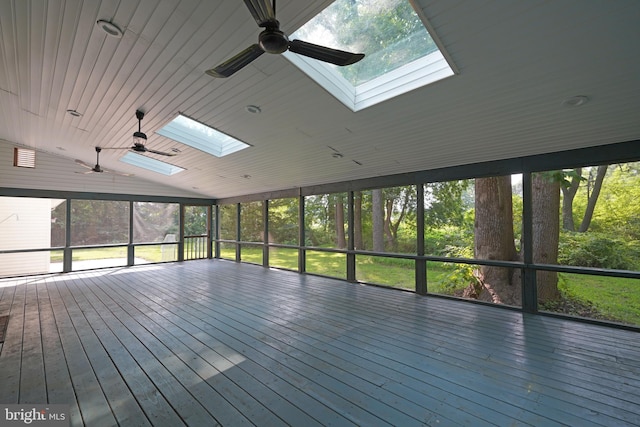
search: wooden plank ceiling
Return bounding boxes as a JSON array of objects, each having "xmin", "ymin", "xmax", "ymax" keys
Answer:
[{"xmin": 1, "ymin": 0, "xmax": 639, "ymax": 199}]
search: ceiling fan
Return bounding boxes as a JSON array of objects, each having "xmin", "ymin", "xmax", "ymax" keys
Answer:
[
  {"xmin": 105, "ymin": 110, "xmax": 176, "ymax": 156},
  {"xmin": 205, "ymin": 0, "xmax": 365, "ymax": 78},
  {"xmin": 75, "ymin": 146, "xmax": 133, "ymax": 176}
]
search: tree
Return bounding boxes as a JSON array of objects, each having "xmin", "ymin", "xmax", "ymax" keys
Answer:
[
  {"xmin": 471, "ymin": 176, "xmax": 519, "ymax": 304},
  {"xmin": 354, "ymin": 191, "xmax": 364, "ymax": 249},
  {"xmin": 372, "ymin": 189, "xmax": 384, "ymax": 251},
  {"xmin": 471, "ymin": 173, "xmax": 562, "ymax": 305},
  {"xmin": 561, "ymin": 168, "xmax": 582, "ymax": 231},
  {"xmin": 532, "ymin": 173, "xmax": 560, "ymax": 302},
  {"xmin": 295, "ymin": 0, "xmax": 435, "ymax": 84},
  {"xmin": 424, "ymin": 180, "xmax": 471, "ymax": 228},
  {"xmin": 561, "ymin": 166, "xmax": 607, "ymax": 232},
  {"xmin": 335, "ymin": 194, "xmax": 347, "ymax": 249},
  {"xmin": 578, "ymin": 165, "xmax": 607, "ymax": 232}
]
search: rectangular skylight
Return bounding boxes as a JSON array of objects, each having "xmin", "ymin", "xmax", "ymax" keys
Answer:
[
  {"xmin": 156, "ymin": 114, "xmax": 250, "ymax": 157},
  {"xmin": 284, "ymin": 0, "xmax": 455, "ymax": 111},
  {"xmin": 119, "ymin": 152, "xmax": 184, "ymax": 175}
]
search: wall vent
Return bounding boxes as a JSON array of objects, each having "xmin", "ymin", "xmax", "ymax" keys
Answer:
[{"xmin": 13, "ymin": 147, "xmax": 36, "ymax": 168}]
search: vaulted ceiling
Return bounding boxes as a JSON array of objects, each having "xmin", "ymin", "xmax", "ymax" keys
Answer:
[{"xmin": 1, "ymin": 0, "xmax": 639, "ymax": 199}]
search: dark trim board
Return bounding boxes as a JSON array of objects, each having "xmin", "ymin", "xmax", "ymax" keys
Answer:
[{"xmin": 0, "ymin": 261, "xmax": 638, "ymax": 426}]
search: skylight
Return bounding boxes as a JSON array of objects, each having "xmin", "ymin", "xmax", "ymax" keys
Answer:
[
  {"xmin": 119, "ymin": 152, "xmax": 184, "ymax": 175},
  {"xmin": 283, "ymin": 0, "xmax": 455, "ymax": 111},
  {"xmin": 157, "ymin": 114, "xmax": 250, "ymax": 157}
]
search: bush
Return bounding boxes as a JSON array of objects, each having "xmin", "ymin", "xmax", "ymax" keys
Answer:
[
  {"xmin": 425, "ymin": 226, "xmax": 473, "ymax": 256},
  {"xmin": 558, "ymin": 231, "xmax": 639, "ymax": 270}
]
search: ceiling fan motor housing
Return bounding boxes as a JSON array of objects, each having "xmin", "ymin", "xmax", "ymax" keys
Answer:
[
  {"xmin": 259, "ymin": 26, "xmax": 289, "ymax": 54},
  {"xmin": 133, "ymin": 131, "xmax": 147, "ymax": 141}
]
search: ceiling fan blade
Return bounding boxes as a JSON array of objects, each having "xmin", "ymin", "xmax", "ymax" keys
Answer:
[
  {"xmin": 75, "ymin": 159, "xmax": 93, "ymax": 169},
  {"xmin": 206, "ymin": 44, "xmax": 265, "ymax": 78},
  {"xmin": 102, "ymin": 168, "xmax": 134, "ymax": 177},
  {"xmin": 146, "ymin": 148, "xmax": 176, "ymax": 157},
  {"xmin": 289, "ymin": 40, "xmax": 365, "ymax": 66},
  {"xmin": 243, "ymin": 0, "xmax": 275, "ymax": 26}
]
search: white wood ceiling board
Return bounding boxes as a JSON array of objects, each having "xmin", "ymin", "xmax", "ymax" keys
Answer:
[
  {"xmin": 1, "ymin": 0, "xmax": 639, "ymax": 200},
  {"xmin": 0, "ymin": 139, "xmax": 203, "ymax": 197}
]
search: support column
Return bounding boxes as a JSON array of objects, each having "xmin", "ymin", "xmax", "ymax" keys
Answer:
[
  {"xmin": 214, "ymin": 205, "xmax": 220, "ymax": 259},
  {"xmin": 263, "ymin": 200, "xmax": 269, "ymax": 267},
  {"xmin": 298, "ymin": 194, "xmax": 306, "ymax": 273},
  {"xmin": 521, "ymin": 171, "xmax": 537, "ymax": 313},
  {"xmin": 236, "ymin": 203, "xmax": 241, "ymax": 262},
  {"xmin": 416, "ymin": 184, "xmax": 427, "ymax": 295},
  {"xmin": 178, "ymin": 204, "xmax": 185, "ymax": 262},
  {"xmin": 127, "ymin": 201, "xmax": 135, "ymax": 266},
  {"xmin": 63, "ymin": 199, "xmax": 72, "ymax": 273},
  {"xmin": 347, "ymin": 191, "xmax": 356, "ymax": 282}
]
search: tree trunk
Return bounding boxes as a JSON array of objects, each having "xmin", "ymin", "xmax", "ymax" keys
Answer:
[
  {"xmin": 389, "ymin": 190, "xmax": 410, "ymax": 246},
  {"xmin": 472, "ymin": 176, "xmax": 519, "ymax": 305},
  {"xmin": 372, "ymin": 189, "xmax": 384, "ymax": 252},
  {"xmin": 532, "ymin": 173, "xmax": 561, "ymax": 302},
  {"xmin": 354, "ymin": 191, "xmax": 363, "ymax": 250},
  {"xmin": 384, "ymin": 199, "xmax": 394, "ymax": 249},
  {"xmin": 578, "ymin": 165, "xmax": 607, "ymax": 232},
  {"xmin": 561, "ymin": 167, "xmax": 581, "ymax": 231},
  {"xmin": 335, "ymin": 197, "xmax": 346, "ymax": 249}
]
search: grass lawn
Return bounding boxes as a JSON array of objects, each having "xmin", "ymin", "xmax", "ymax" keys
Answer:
[
  {"xmin": 51, "ymin": 245, "xmax": 639, "ymax": 326},
  {"xmin": 555, "ymin": 273, "xmax": 640, "ymax": 325}
]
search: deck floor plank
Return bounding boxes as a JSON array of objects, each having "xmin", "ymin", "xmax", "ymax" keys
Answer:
[
  {"xmin": 0, "ymin": 260, "xmax": 638, "ymax": 426},
  {"xmin": 165, "ymin": 266, "xmax": 595, "ymax": 426},
  {"xmin": 70, "ymin": 273, "xmax": 219, "ymax": 427},
  {"xmin": 0, "ymin": 283, "xmax": 23, "ymax": 403},
  {"xmin": 82, "ymin": 273, "xmax": 270, "ymax": 427},
  {"xmin": 36, "ymin": 280, "xmax": 83, "ymax": 426},
  {"xmin": 100, "ymin": 272, "xmax": 348, "ymax": 427},
  {"xmin": 46, "ymin": 277, "xmax": 118, "ymax": 427}
]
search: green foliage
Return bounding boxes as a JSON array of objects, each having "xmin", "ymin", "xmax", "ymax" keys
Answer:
[
  {"xmin": 439, "ymin": 245, "xmax": 477, "ymax": 293},
  {"xmin": 558, "ymin": 231, "xmax": 640, "ymax": 270},
  {"xmin": 69, "ymin": 200, "xmax": 129, "ymax": 245},
  {"xmin": 590, "ymin": 164, "xmax": 640, "ymax": 238},
  {"xmin": 542, "ymin": 169, "xmax": 584, "ymax": 188},
  {"xmin": 240, "ymin": 201, "xmax": 263, "ymax": 242},
  {"xmin": 183, "ymin": 205, "xmax": 207, "ymax": 236},
  {"xmin": 300, "ymin": 0, "xmax": 437, "ymax": 85},
  {"xmin": 424, "ymin": 180, "xmax": 471, "ymax": 228},
  {"xmin": 304, "ymin": 194, "xmax": 341, "ymax": 247},
  {"xmin": 269, "ymin": 198, "xmax": 299, "ymax": 245},
  {"xmin": 424, "ymin": 226, "xmax": 472, "ymax": 256}
]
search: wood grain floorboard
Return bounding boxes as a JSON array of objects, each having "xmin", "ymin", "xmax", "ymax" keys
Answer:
[{"xmin": 0, "ymin": 260, "xmax": 638, "ymax": 426}]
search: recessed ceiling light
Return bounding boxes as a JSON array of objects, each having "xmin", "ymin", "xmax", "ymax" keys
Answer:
[
  {"xmin": 96, "ymin": 19, "xmax": 123, "ymax": 38},
  {"xmin": 242, "ymin": 174, "xmax": 251, "ymax": 179},
  {"xmin": 245, "ymin": 105, "xmax": 261, "ymax": 114},
  {"xmin": 66, "ymin": 109, "xmax": 82, "ymax": 117},
  {"xmin": 562, "ymin": 95, "xmax": 589, "ymax": 107},
  {"xmin": 332, "ymin": 152, "xmax": 344, "ymax": 159}
]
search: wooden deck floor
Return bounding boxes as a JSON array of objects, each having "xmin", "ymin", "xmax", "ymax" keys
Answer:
[{"xmin": 0, "ymin": 260, "xmax": 638, "ymax": 426}]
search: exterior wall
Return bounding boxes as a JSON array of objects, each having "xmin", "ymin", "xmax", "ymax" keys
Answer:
[{"xmin": 0, "ymin": 197, "xmax": 53, "ymax": 276}]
